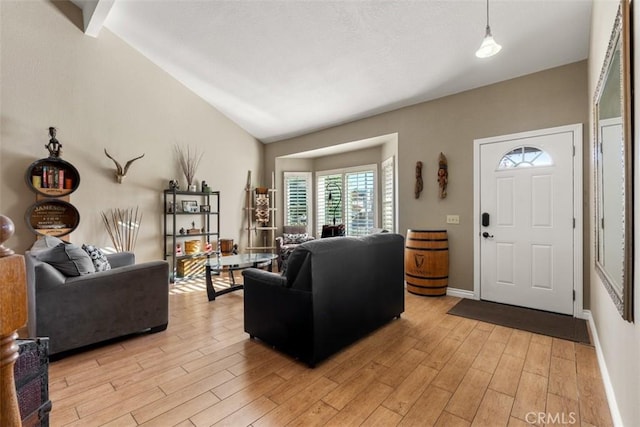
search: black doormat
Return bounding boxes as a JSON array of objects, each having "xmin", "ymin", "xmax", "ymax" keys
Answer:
[{"xmin": 447, "ymin": 299, "xmax": 590, "ymax": 344}]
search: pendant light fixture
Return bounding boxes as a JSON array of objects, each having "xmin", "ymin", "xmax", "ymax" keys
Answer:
[{"xmin": 475, "ymin": 0, "xmax": 502, "ymax": 58}]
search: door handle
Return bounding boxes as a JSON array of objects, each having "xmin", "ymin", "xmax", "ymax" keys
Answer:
[{"xmin": 482, "ymin": 232, "xmax": 494, "ymax": 239}]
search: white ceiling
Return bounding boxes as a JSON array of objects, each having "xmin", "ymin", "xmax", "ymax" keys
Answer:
[{"xmin": 73, "ymin": 0, "xmax": 593, "ymax": 143}]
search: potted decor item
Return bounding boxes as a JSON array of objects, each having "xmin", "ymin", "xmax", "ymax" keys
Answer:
[
  {"xmin": 175, "ymin": 145, "xmax": 204, "ymax": 192},
  {"xmin": 101, "ymin": 207, "xmax": 142, "ymax": 252}
]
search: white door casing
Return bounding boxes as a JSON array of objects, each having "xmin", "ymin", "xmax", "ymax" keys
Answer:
[{"xmin": 473, "ymin": 124, "xmax": 583, "ymax": 316}]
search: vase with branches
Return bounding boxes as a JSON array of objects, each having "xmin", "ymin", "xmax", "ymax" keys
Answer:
[
  {"xmin": 101, "ymin": 207, "xmax": 142, "ymax": 252},
  {"xmin": 175, "ymin": 145, "xmax": 204, "ymax": 191}
]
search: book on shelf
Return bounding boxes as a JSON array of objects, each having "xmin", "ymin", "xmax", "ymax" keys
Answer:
[{"xmin": 37, "ymin": 166, "xmax": 66, "ymax": 189}]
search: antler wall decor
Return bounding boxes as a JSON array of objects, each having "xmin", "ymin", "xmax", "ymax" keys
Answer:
[{"xmin": 104, "ymin": 149, "xmax": 145, "ymax": 183}]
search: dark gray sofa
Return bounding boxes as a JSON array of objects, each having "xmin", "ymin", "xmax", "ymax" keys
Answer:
[
  {"xmin": 242, "ymin": 233, "xmax": 405, "ymax": 367},
  {"xmin": 25, "ymin": 251, "xmax": 169, "ymax": 355}
]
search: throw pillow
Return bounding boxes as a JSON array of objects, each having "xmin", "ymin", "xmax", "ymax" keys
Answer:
[
  {"xmin": 35, "ymin": 242, "xmax": 96, "ymax": 276},
  {"xmin": 82, "ymin": 244, "xmax": 112, "ymax": 272},
  {"xmin": 30, "ymin": 235, "xmax": 65, "ymax": 253},
  {"xmin": 282, "ymin": 233, "xmax": 309, "ymax": 244}
]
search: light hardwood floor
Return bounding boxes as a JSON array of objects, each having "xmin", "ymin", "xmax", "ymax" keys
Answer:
[{"xmin": 48, "ymin": 274, "xmax": 613, "ymax": 426}]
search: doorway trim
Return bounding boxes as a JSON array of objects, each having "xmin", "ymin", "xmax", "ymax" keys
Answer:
[{"xmin": 473, "ymin": 123, "xmax": 584, "ymax": 317}]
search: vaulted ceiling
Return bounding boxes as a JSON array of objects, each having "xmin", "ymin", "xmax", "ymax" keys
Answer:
[{"xmin": 72, "ymin": 0, "xmax": 593, "ymax": 143}]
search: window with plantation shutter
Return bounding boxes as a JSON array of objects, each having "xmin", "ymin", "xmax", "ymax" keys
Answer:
[
  {"xmin": 316, "ymin": 174, "xmax": 342, "ymax": 236},
  {"xmin": 316, "ymin": 165, "xmax": 376, "ymax": 237},
  {"xmin": 346, "ymin": 170, "xmax": 375, "ymax": 236},
  {"xmin": 381, "ymin": 157, "xmax": 395, "ymax": 232},
  {"xmin": 284, "ymin": 172, "xmax": 312, "ymax": 226}
]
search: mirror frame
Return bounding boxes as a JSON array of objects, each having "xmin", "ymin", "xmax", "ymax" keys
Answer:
[{"xmin": 593, "ymin": 1, "xmax": 634, "ymax": 322}]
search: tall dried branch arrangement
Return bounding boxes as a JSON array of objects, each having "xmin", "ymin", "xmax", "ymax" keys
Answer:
[
  {"xmin": 101, "ymin": 207, "xmax": 142, "ymax": 252},
  {"xmin": 175, "ymin": 145, "xmax": 204, "ymax": 186}
]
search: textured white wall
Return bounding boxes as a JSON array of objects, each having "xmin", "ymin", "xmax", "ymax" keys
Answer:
[
  {"xmin": 588, "ymin": 1, "xmax": 640, "ymax": 426},
  {"xmin": 0, "ymin": 0, "xmax": 262, "ymax": 261}
]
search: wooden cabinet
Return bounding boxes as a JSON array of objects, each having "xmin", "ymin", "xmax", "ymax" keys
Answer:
[
  {"xmin": 163, "ymin": 190, "xmax": 220, "ymax": 281},
  {"xmin": 14, "ymin": 338, "xmax": 51, "ymax": 426},
  {"xmin": 25, "ymin": 157, "xmax": 80, "ymax": 238}
]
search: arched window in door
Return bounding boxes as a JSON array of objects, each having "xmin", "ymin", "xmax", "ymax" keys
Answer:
[{"xmin": 498, "ymin": 146, "xmax": 553, "ymax": 169}]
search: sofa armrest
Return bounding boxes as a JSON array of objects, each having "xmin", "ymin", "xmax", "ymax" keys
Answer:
[
  {"xmin": 106, "ymin": 251, "xmax": 135, "ymax": 269},
  {"xmin": 242, "ymin": 268, "xmax": 288, "ymax": 288},
  {"xmin": 242, "ymin": 267, "xmax": 314, "ymax": 363},
  {"xmin": 33, "ymin": 261, "xmax": 67, "ymax": 288}
]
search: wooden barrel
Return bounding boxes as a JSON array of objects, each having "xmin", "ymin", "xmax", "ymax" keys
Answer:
[{"xmin": 405, "ymin": 230, "xmax": 449, "ymax": 296}]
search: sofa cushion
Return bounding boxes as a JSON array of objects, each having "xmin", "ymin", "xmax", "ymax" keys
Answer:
[
  {"xmin": 279, "ymin": 244, "xmax": 299, "ymax": 266},
  {"xmin": 35, "ymin": 242, "xmax": 96, "ymax": 277},
  {"xmin": 283, "ymin": 247, "xmax": 312, "ymax": 290},
  {"xmin": 82, "ymin": 244, "xmax": 112, "ymax": 272}
]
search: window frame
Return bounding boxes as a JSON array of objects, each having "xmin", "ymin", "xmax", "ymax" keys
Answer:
[
  {"xmin": 497, "ymin": 146, "xmax": 553, "ymax": 169},
  {"xmin": 381, "ymin": 156, "xmax": 395, "ymax": 232},
  {"xmin": 316, "ymin": 164, "xmax": 378, "ymax": 237},
  {"xmin": 283, "ymin": 171, "xmax": 313, "ymax": 228}
]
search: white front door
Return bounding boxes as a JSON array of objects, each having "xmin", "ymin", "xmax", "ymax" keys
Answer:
[{"xmin": 476, "ymin": 125, "xmax": 580, "ymax": 315}]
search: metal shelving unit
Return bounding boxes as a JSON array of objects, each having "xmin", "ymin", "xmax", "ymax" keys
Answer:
[{"xmin": 163, "ymin": 189, "xmax": 220, "ymax": 281}]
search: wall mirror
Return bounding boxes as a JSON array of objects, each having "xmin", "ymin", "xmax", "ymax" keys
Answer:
[{"xmin": 594, "ymin": 1, "xmax": 633, "ymax": 322}]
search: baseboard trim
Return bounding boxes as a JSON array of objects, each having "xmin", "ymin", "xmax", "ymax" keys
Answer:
[
  {"xmin": 582, "ymin": 310, "xmax": 623, "ymax": 427},
  {"xmin": 575, "ymin": 309, "xmax": 590, "ymax": 320},
  {"xmin": 446, "ymin": 287, "xmax": 476, "ymax": 299}
]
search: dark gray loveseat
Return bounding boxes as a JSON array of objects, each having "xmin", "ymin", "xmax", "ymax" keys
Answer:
[
  {"xmin": 25, "ymin": 250, "xmax": 169, "ymax": 355},
  {"xmin": 242, "ymin": 233, "xmax": 405, "ymax": 367}
]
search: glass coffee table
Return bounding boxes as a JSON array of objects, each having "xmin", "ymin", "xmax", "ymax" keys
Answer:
[{"xmin": 204, "ymin": 253, "xmax": 277, "ymax": 301}]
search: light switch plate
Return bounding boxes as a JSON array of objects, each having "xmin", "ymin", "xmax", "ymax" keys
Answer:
[{"xmin": 446, "ymin": 215, "xmax": 460, "ymax": 224}]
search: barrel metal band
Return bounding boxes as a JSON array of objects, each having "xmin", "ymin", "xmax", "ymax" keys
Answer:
[
  {"xmin": 406, "ymin": 273, "xmax": 449, "ymax": 280},
  {"xmin": 405, "ymin": 246, "xmax": 448, "ymax": 251},
  {"xmin": 406, "ymin": 282, "xmax": 448, "ymax": 289}
]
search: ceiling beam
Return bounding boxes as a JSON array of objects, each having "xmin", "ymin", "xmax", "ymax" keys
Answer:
[{"xmin": 80, "ymin": 0, "xmax": 115, "ymax": 38}]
